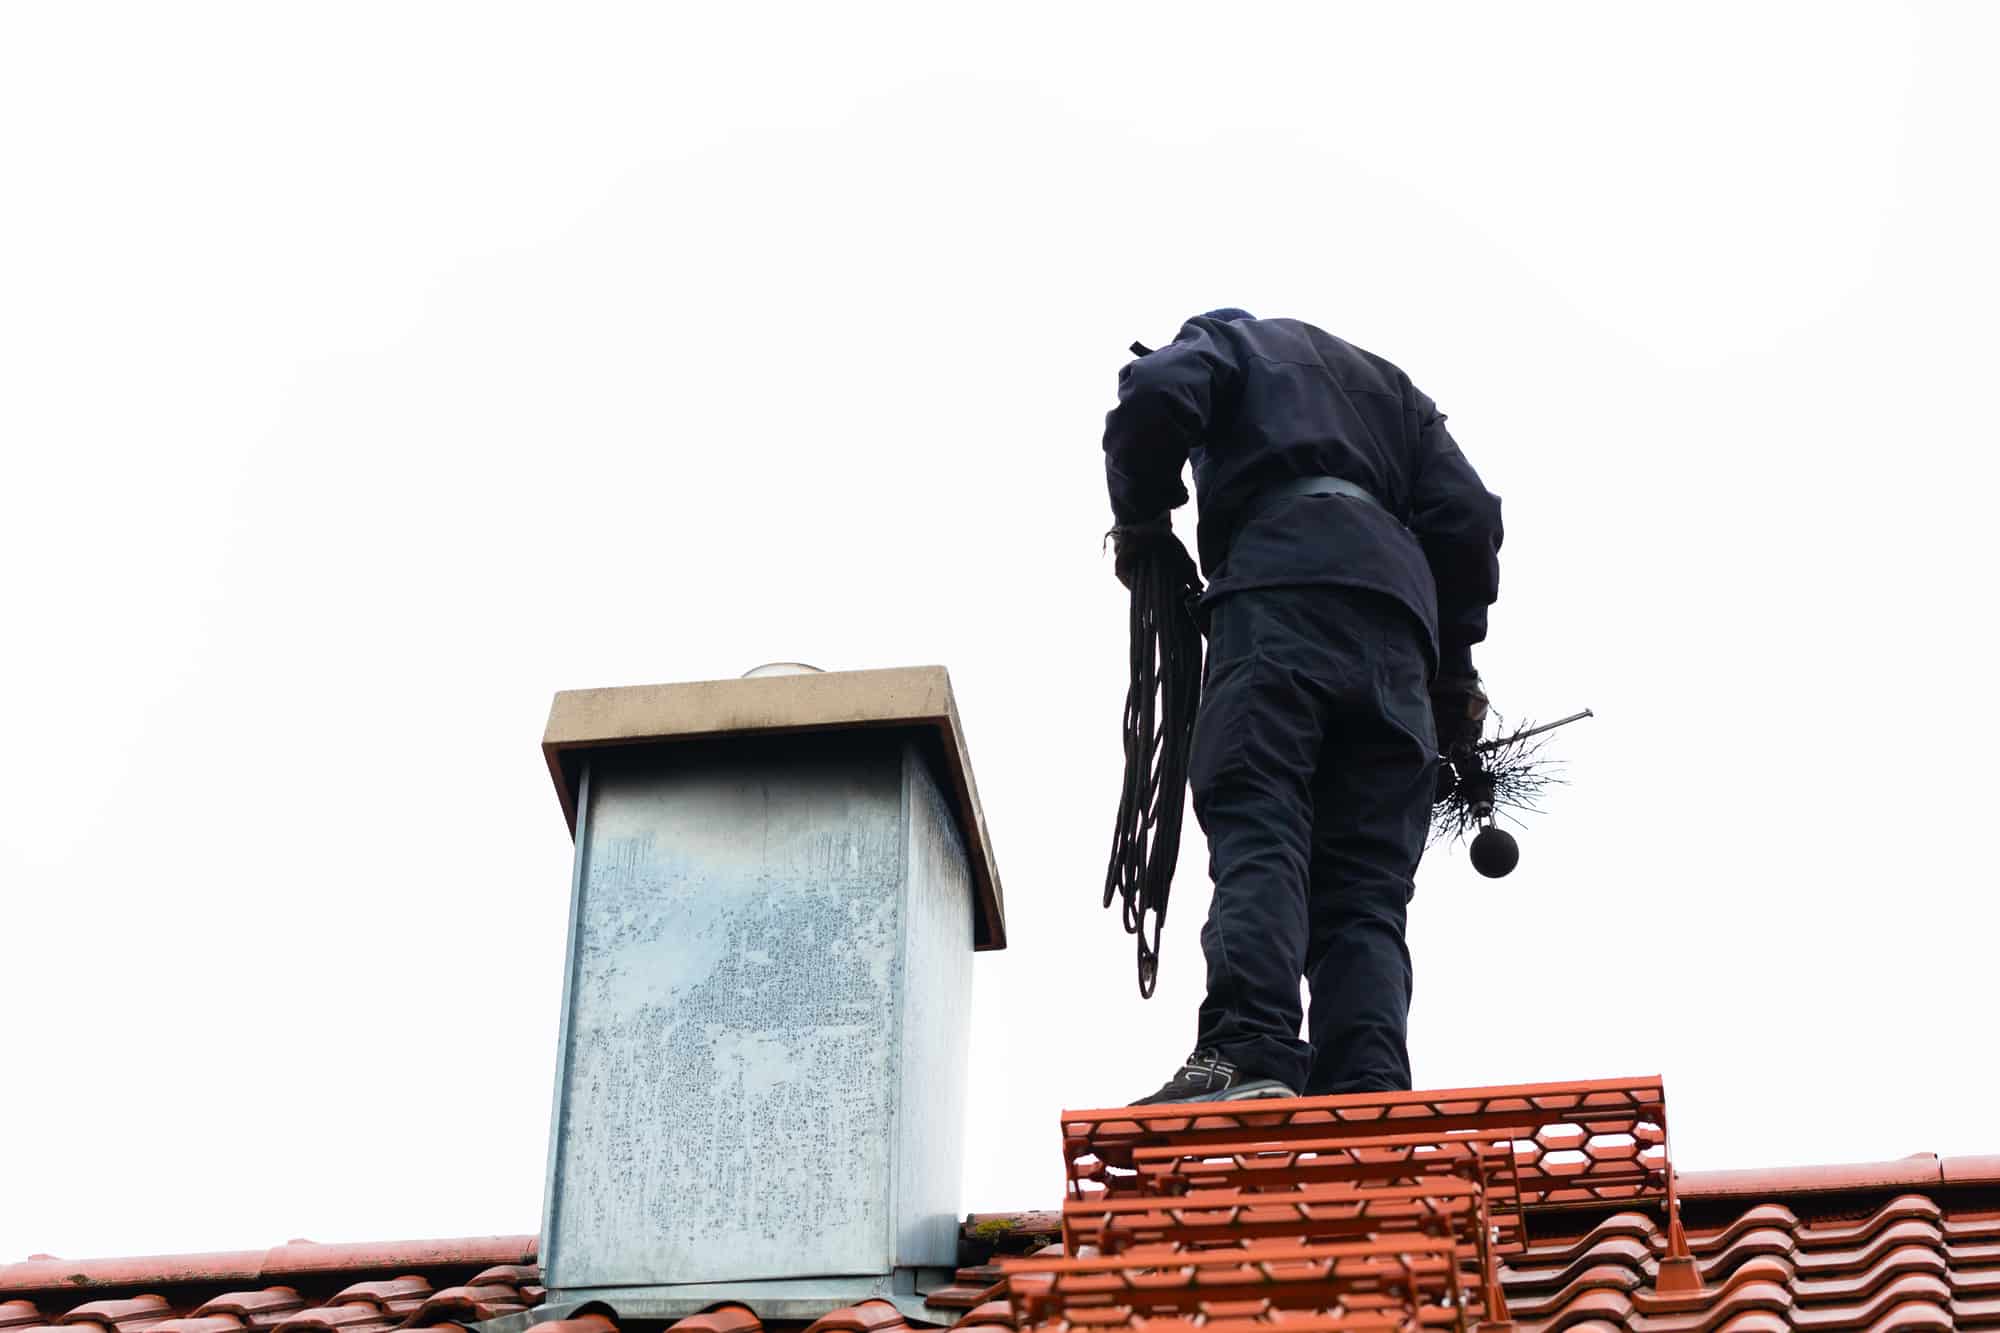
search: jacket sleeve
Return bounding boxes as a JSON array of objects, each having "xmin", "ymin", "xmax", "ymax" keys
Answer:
[
  {"xmin": 1102, "ymin": 321, "xmax": 1242, "ymax": 524},
  {"xmin": 1405, "ymin": 389, "xmax": 1503, "ymax": 679}
]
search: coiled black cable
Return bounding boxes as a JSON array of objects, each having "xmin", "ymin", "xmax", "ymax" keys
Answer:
[{"xmin": 1103, "ymin": 533, "xmax": 1205, "ymax": 997}]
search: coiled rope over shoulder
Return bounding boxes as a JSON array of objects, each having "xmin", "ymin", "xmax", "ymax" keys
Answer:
[{"xmin": 1103, "ymin": 532, "xmax": 1205, "ymax": 997}]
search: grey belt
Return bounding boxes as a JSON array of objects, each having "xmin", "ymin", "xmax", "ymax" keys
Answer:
[
  {"xmin": 1214, "ymin": 474, "xmax": 1389, "ymax": 568},
  {"xmin": 1244, "ymin": 473, "xmax": 1386, "ymax": 522}
]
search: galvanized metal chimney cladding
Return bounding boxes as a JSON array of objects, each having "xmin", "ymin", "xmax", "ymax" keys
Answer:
[{"xmin": 537, "ymin": 667, "xmax": 1006, "ymax": 1323}]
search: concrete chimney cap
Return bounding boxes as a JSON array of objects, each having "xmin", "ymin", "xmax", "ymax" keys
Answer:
[{"xmin": 540, "ymin": 665, "xmax": 1006, "ymax": 949}]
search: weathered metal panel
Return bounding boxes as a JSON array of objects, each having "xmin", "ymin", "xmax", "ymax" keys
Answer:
[
  {"xmin": 892, "ymin": 744, "xmax": 973, "ymax": 1270},
  {"xmin": 540, "ymin": 666, "xmax": 1007, "ymax": 949},
  {"xmin": 544, "ymin": 736, "xmax": 906, "ymax": 1290}
]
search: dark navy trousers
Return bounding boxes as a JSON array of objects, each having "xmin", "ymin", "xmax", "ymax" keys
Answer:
[{"xmin": 1188, "ymin": 582, "xmax": 1437, "ymax": 1096}]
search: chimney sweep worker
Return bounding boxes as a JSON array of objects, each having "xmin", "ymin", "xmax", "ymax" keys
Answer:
[{"xmin": 1106, "ymin": 309, "xmax": 1503, "ymax": 1104}]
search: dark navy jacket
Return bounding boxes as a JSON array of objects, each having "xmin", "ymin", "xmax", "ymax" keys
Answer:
[{"xmin": 1103, "ymin": 314, "xmax": 1503, "ymax": 678}]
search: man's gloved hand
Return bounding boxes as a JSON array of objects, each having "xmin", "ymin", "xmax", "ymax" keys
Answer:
[
  {"xmin": 1430, "ymin": 673, "xmax": 1490, "ymax": 755},
  {"xmin": 1110, "ymin": 513, "xmax": 1177, "ymax": 589}
]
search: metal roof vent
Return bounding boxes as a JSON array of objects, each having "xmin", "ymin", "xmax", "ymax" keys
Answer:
[{"xmin": 535, "ymin": 666, "xmax": 1006, "ymax": 1323}]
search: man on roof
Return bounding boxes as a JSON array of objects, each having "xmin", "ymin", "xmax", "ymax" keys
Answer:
[{"xmin": 1106, "ymin": 308, "xmax": 1504, "ymax": 1104}]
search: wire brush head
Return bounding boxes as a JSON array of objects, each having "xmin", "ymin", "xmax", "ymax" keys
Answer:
[{"xmin": 1430, "ymin": 721, "xmax": 1567, "ymax": 847}]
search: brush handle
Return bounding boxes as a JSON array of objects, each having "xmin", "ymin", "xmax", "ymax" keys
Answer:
[{"xmin": 1476, "ymin": 708, "xmax": 1594, "ymax": 751}]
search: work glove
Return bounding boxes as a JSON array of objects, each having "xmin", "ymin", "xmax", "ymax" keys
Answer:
[
  {"xmin": 1430, "ymin": 673, "xmax": 1490, "ymax": 756},
  {"xmin": 1110, "ymin": 513, "xmax": 1177, "ymax": 589}
]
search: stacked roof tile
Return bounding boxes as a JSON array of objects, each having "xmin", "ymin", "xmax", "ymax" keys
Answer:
[
  {"xmin": 8, "ymin": 1081, "xmax": 2000, "ymax": 1332},
  {"xmin": 1003, "ymin": 1077, "xmax": 1693, "ymax": 1331}
]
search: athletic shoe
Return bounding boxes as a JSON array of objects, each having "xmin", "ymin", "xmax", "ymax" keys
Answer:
[{"xmin": 1130, "ymin": 1049, "xmax": 1298, "ymax": 1105}]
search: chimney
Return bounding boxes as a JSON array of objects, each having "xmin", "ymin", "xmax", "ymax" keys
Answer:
[{"xmin": 535, "ymin": 666, "xmax": 1006, "ymax": 1322}]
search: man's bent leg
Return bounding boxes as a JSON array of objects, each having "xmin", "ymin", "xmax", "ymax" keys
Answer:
[{"xmin": 1188, "ymin": 592, "xmax": 1328, "ymax": 1096}]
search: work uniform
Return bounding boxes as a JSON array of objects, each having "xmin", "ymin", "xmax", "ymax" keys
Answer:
[{"xmin": 1104, "ymin": 312, "xmax": 1502, "ymax": 1096}]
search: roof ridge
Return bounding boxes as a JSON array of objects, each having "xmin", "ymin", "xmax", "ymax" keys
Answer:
[
  {"xmin": 1680, "ymin": 1153, "xmax": 2000, "ymax": 1199},
  {"xmin": 0, "ymin": 1241, "xmax": 537, "ymax": 1295}
]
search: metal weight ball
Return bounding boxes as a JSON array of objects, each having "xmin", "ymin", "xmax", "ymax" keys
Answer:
[{"xmin": 1469, "ymin": 825, "xmax": 1520, "ymax": 878}]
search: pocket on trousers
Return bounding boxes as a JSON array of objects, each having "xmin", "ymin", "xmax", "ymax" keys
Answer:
[
  {"xmin": 1189, "ymin": 654, "xmax": 1252, "ymax": 800},
  {"xmin": 1383, "ymin": 661, "xmax": 1436, "ymax": 754}
]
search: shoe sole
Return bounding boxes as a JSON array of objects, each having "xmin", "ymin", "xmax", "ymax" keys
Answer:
[{"xmin": 1138, "ymin": 1080, "xmax": 1300, "ymax": 1106}]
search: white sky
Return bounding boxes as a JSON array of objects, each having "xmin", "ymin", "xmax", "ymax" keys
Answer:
[{"xmin": 4, "ymin": 1, "xmax": 1997, "ymax": 1264}]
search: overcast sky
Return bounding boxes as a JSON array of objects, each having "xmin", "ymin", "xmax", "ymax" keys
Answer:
[{"xmin": 5, "ymin": 2, "xmax": 1997, "ymax": 1263}]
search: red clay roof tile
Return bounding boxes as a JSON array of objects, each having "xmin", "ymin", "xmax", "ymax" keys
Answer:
[
  {"xmin": 1792, "ymin": 1279, "xmax": 1952, "ymax": 1329},
  {"xmin": 1706, "ymin": 1315, "xmax": 1786, "ymax": 1333},
  {"xmin": 0, "ymin": 1244, "xmax": 535, "ymax": 1296},
  {"xmin": 799, "ymin": 1301, "xmax": 908, "ymax": 1333},
  {"xmin": 12, "ymin": 1088, "xmax": 2000, "ymax": 1332},
  {"xmin": 918, "ymin": 1283, "xmax": 999, "ymax": 1313},
  {"xmin": 1957, "ymin": 1293, "xmax": 2000, "ymax": 1324},
  {"xmin": 456, "ymin": 1273, "xmax": 532, "ymax": 1294},
  {"xmin": 1794, "ymin": 1219, "xmax": 1947, "ymax": 1277},
  {"xmin": 524, "ymin": 1319, "xmax": 613, "ymax": 1333},
  {"xmin": 56, "ymin": 1297, "xmax": 173, "ymax": 1331},
  {"xmin": 1502, "ymin": 1262, "xmax": 1641, "ymax": 1319},
  {"xmin": 9, "ymin": 1185, "xmax": 2000, "ymax": 1333},
  {"xmin": 320, "ymin": 1281, "xmax": 427, "ymax": 1314},
  {"xmin": 158, "ymin": 1310, "xmax": 233, "ymax": 1328},
  {"xmin": 1794, "ymin": 1242, "xmax": 1948, "ymax": 1302},
  {"xmin": 399, "ymin": 1288, "xmax": 525, "ymax": 1328},
  {"xmin": 661, "ymin": 1306, "xmax": 758, "ymax": 1333},
  {"xmin": 1677, "ymin": 1155, "xmax": 2000, "ymax": 1200},
  {"xmin": 266, "ymin": 1307, "xmax": 394, "ymax": 1333},
  {"xmin": 187, "ymin": 1290, "xmax": 303, "ymax": 1325},
  {"xmin": 1944, "ymin": 1156, "xmax": 2000, "ymax": 1185}
]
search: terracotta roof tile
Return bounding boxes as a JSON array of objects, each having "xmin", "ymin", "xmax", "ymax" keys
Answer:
[
  {"xmin": 11, "ymin": 1086, "xmax": 2000, "ymax": 1333},
  {"xmin": 56, "ymin": 1297, "xmax": 174, "ymax": 1331},
  {"xmin": 266, "ymin": 1307, "xmax": 395, "ymax": 1333},
  {"xmin": 919, "ymin": 1283, "xmax": 1000, "ymax": 1314},
  {"xmin": 1796, "ymin": 1243, "xmax": 1949, "ymax": 1302},
  {"xmin": 399, "ymin": 1288, "xmax": 525, "ymax": 1328},
  {"xmin": 1692, "ymin": 1226, "xmax": 1795, "ymax": 1283},
  {"xmin": 660, "ymin": 1307, "xmax": 757, "ymax": 1333},
  {"xmin": 1678, "ymin": 1155, "xmax": 2000, "ymax": 1200},
  {"xmin": 5, "ymin": 1189, "xmax": 1999, "ymax": 1333},
  {"xmin": 522, "ymin": 1319, "xmax": 612, "ymax": 1333},
  {"xmin": 1945, "ymin": 1157, "xmax": 2000, "ymax": 1185},
  {"xmin": 1511, "ymin": 1189, "xmax": 2000, "ymax": 1331},
  {"xmin": 799, "ymin": 1301, "xmax": 909, "ymax": 1333},
  {"xmin": 1792, "ymin": 1282, "xmax": 1952, "ymax": 1329},
  {"xmin": 186, "ymin": 1290, "xmax": 304, "ymax": 1327},
  {"xmin": 143, "ymin": 1317, "xmax": 247, "ymax": 1333},
  {"xmin": 1957, "ymin": 1294, "xmax": 2000, "ymax": 1324},
  {"xmin": 319, "ymin": 1281, "xmax": 427, "ymax": 1317},
  {"xmin": 1502, "ymin": 1262, "xmax": 1642, "ymax": 1319},
  {"xmin": 0, "ymin": 1243, "xmax": 536, "ymax": 1299},
  {"xmin": 1681, "ymin": 1205, "xmax": 1798, "ymax": 1257},
  {"xmin": 1705, "ymin": 1316, "xmax": 1786, "ymax": 1333},
  {"xmin": 1794, "ymin": 1219, "xmax": 1947, "ymax": 1277}
]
